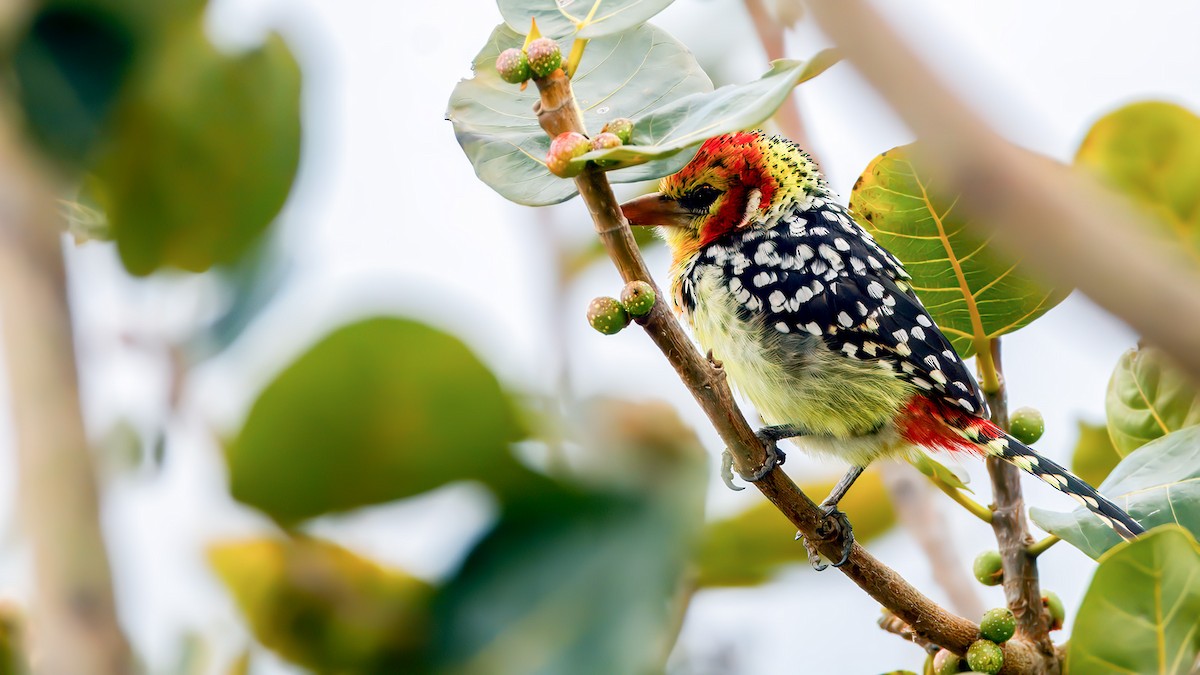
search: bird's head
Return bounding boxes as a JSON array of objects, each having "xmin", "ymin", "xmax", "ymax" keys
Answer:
[{"xmin": 621, "ymin": 130, "xmax": 824, "ymax": 264}]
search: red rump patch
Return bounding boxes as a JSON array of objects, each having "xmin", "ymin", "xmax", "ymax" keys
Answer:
[{"xmin": 898, "ymin": 395, "xmax": 1000, "ymax": 456}]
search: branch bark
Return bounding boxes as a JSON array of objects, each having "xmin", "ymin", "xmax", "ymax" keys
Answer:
[
  {"xmin": 803, "ymin": 0, "xmax": 1200, "ymax": 384},
  {"xmin": 0, "ymin": 122, "xmax": 131, "ymax": 671},
  {"xmin": 531, "ymin": 70, "xmax": 1048, "ymax": 671}
]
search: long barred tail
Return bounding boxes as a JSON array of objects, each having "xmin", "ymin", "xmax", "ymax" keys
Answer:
[{"xmin": 978, "ymin": 427, "xmax": 1144, "ymax": 541}]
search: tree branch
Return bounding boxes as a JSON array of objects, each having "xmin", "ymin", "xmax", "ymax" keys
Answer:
[
  {"xmin": 0, "ymin": 120, "xmax": 131, "ymax": 672},
  {"xmin": 530, "ymin": 70, "xmax": 1049, "ymax": 671},
  {"xmin": 802, "ymin": 0, "xmax": 1200, "ymax": 384}
]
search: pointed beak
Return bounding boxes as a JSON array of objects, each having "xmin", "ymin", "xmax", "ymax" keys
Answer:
[{"xmin": 620, "ymin": 192, "xmax": 692, "ymax": 229}]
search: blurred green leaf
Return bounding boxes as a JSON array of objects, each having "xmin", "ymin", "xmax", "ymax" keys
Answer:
[
  {"xmin": 498, "ymin": 0, "xmax": 676, "ymax": 38},
  {"xmin": 849, "ymin": 143, "xmax": 1069, "ymax": 359},
  {"xmin": 12, "ymin": 2, "xmax": 136, "ymax": 166},
  {"xmin": 1031, "ymin": 425, "xmax": 1200, "ymax": 559},
  {"xmin": 909, "ymin": 452, "xmax": 972, "ymax": 493},
  {"xmin": 211, "ymin": 537, "xmax": 432, "ymax": 673},
  {"xmin": 1070, "ymin": 419, "xmax": 1122, "ymax": 487},
  {"xmin": 448, "ymin": 23, "xmax": 711, "ymax": 206},
  {"xmin": 226, "ymin": 317, "xmax": 527, "ymax": 525},
  {"xmin": 1067, "ymin": 525, "xmax": 1200, "ymax": 675},
  {"xmin": 95, "ymin": 14, "xmax": 301, "ymax": 275},
  {"xmin": 695, "ymin": 468, "xmax": 895, "ymax": 587},
  {"xmin": 1075, "ymin": 101, "xmax": 1200, "ymax": 265},
  {"xmin": 431, "ymin": 401, "xmax": 706, "ymax": 675},
  {"xmin": 563, "ymin": 224, "xmax": 659, "ymax": 280},
  {"xmin": 1106, "ymin": 345, "xmax": 1200, "ymax": 456}
]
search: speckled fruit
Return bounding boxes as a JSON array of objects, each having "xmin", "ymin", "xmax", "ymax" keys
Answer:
[
  {"xmin": 495, "ymin": 48, "xmax": 530, "ymax": 84},
  {"xmin": 1009, "ymin": 406, "xmax": 1045, "ymax": 445},
  {"xmin": 932, "ymin": 649, "xmax": 961, "ymax": 675},
  {"xmin": 980, "ymin": 607, "xmax": 1016, "ymax": 643},
  {"xmin": 602, "ymin": 117, "xmax": 634, "ymax": 144},
  {"xmin": 1042, "ymin": 591, "xmax": 1065, "ymax": 630},
  {"xmin": 546, "ymin": 132, "xmax": 590, "ymax": 177},
  {"xmin": 966, "ymin": 640, "xmax": 1003, "ymax": 675},
  {"xmin": 620, "ymin": 281, "xmax": 655, "ymax": 317},
  {"xmin": 526, "ymin": 37, "xmax": 562, "ymax": 78},
  {"xmin": 587, "ymin": 297, "xmax": 630, "ymax": 335},
  {"xmin": 973, "ymin": 550, "xmax": 1004, "ymax": 586}
]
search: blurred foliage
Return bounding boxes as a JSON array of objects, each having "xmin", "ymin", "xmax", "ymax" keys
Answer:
[
  {"xmin": 695, "ymin": 467, "xmax": 895, "ymax": 587},
  {"xmin": 0, "ymin": 605, "xmax": 24, "ymax": 675},
  {"xmin": 11, "ymin": 0, "xmax": 302, "ymax": 275},
  {"xmin": 211, "ymin": 537, "xmax": 433, "ymax": 674},
  {"xmin": 497, "ymin": 0, "xmax": 675, "ymax": 39},
  {"xmin": 1069, "ymin": 419, "xmax": 1121, "ymax": 487},
  {"xmin": 1075, "ymin": 101, "xmax": 1200, "ymax": 264},
  {"xmin": 1032, "ymin": 425, "xmax": 1200, "ymax": 559},
  {"xmin": 226, "ymin": 317, "xmax": 528, "ymax": 526},
  {"xmin": 1067, "ymin": 526, "xmax": 1200, "ymax": 675},
  {"xmin": 1105, "ymin": 345, "xmax": 1200, "ymax": 456},
  {"xmin": 850, "ymin": 143, "xmax": 1068, "ymax": 360}
]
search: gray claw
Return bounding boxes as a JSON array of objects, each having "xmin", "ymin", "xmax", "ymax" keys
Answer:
[{"xmin": 720, "ymin": 450, "xmax": 745, "ymax": 492}]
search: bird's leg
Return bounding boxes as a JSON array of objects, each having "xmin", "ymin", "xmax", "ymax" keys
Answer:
[
  {"xmin": 797, "ymin": 464, "xmax": 865, "ymax": 571},
  {"xmin": 719, "ymin": 424, "xmax": 808, "ymax": 490}
]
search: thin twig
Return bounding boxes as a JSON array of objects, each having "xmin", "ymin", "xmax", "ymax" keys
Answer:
[
  {"xmin": 530, "ymin": 69, "xmax": 1047, "ymax": 671},
  {"xmin": 0, "ymin": 118, "xmax": 131, "ymax": 673},
  {"xmin": 927, "ymin": 472, "xmax": 993, "ymax": 524},
  {"xmin": 1027, "ymin": 534, "xmax": 1061, "ymax": 558}
]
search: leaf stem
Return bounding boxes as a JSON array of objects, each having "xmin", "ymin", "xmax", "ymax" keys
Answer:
[
  {"xmin": 565, "ymin": 38, "xmax": 588, "ymax": 78},
  {"xmin": 928, "ymin": 476, "xmax": 993, "ymax": 523},
  {"xmin": 1027, "ymin": 534, "xmax": 1060, "ymax": 558}
]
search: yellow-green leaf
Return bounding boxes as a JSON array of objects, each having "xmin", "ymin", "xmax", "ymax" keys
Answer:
[
  {"xmin": 1106, "ymin": 345, "xmax": 1200, "ymax": 456},
  {"xmin": 1075, "ymin": 101, "xmax": 1200, "ymax": 266},
  {"xmin": 849, "ymin": 143, "xmax": 1069, "ymax": 361},
  {"xmin": 211, "ymin": 537, "xmax": 433, "ymax": 673},
  {"xmin": 1067, "ymin": 525, "xmax": 1200, "ymax": 675},
  {"xmin": 1070, "ymin": 419, "xmax": 1122, "ymax": 487}
]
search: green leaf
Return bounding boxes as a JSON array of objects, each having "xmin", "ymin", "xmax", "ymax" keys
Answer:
[
  {"xmin": 498, "ymin": 0, "xmax": 676, "ymax": 39},
  {"xmin": 1106, "ymin": 345, "xmax": 1200, "ymax": 456},
  {"xmin": 1067, "ymin": 525, "xmax": 1200, "ymax": 675},
  {"xmin": 431, "ymin": 402, "xmax": 706, "ymax": 675},
  {"xmin": 695, "ymin": 469, "xmax": 895, "ymax": 587},
  {"xmin": 1030, "ymin": 425, "xmax": 1200, "ymax": 559},
  {"xmin": 1075, "ymin": 101, "xmax": 1200, "ymax": 266},
  {"xmin": 909, "ymin": 452, "xmax": 972, "ymax": 493},
  {"xmin": 226, "ymin": 317, "xmax": 526, "ymax": 525},
  {"xmin": 1070, "ymin": 419, "xmax": 1122, "ymax": 487},
  {"xmin": 448, "ymin": 23, "xmax": 711, "ymax": 206},
  {"xmin": 95, "ymin": 16, "xmax": 301, "ymax": 275},
  {"xmin": 210, "ymin": 537, "xmax": 433, "ymax": 673},
  {"xmin": 570, "ymin": 52, "xmax": 841, "ymax": 173},
  {"xmin": 849, "ymin": 143, "xmax": 1069, "ymax": 359}
]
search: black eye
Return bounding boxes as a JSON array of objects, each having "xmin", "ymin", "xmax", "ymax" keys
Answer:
[{"xmin": 678, "ymin": 184, "xmax": 721, "ymax": 212}]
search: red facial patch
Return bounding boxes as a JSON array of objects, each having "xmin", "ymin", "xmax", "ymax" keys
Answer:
[{"xmin": 677, "ymin": 131, "xmax": 780, "ymax": 248}]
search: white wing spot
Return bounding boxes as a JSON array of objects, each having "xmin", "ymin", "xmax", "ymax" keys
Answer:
[
  {"xmin": 838, "ymin": 311, "xmax": 853, "ymax": 328},
  {"xmin": 917, "ymin": 315, "xmax": 933, "ymax": 327},
  {"xmin": 805, "ymin": 322, "xmax": 822, "ymax": 336}
]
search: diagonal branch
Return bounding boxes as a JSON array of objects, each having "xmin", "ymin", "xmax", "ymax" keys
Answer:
[{"xmin": 530, "ymin": 70, "xmax": 1047, "ymax": 672}]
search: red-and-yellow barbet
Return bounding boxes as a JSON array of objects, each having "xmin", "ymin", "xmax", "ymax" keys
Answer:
[{"xmin": 621, "ymin": 130, "xmax": 1143, "ymax": 568}]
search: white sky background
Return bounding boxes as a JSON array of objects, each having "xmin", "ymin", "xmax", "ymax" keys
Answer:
[{"xmin": 0, "ymin": 0, "xmax": 1196, "ymax": 673}]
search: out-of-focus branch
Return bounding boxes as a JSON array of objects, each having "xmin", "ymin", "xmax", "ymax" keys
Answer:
[
  {"xmin": 0, "ymin": 124, "xmax": 131, "ymax": 671},
  {"xmin": 804, "ymin": 0, "xmax": 1200, "ymax": 383},
  {"xmin": 879, "ymin": 463, "xmax": 985, "ymax": 619},
  {"xmin": 743, "ymin": 0, "xmax": 813, "ymax": 158},
  {"xmin": 530, "ymin": 69, "xmax": 1051, "ymax": 671}
]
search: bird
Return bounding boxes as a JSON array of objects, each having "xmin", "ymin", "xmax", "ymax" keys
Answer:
[{"xmin": 620, "ymin": 129, "xmax": 1143, "ymax": 568}]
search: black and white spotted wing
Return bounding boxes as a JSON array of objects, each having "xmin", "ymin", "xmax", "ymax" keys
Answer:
[{"xmin": 687, "ymin": 197, "xmax": 988, "ymax": 417}]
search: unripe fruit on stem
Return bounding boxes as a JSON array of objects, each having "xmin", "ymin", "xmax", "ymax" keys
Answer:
[
  {"xmin": 966, "ymin": 640, "xmax": 1004, "ymax": 674},
  {"xmin": 932, "ymin": 649, "xmax": 961, "ymax": 675},
  {"xmin": 620, "ymin": 281, "xmax": 655, "ymax": 317},
  {"xmin": 602, "ymin": 117, "xmax": 634, "ymax": 144},
  {"xmin": 590, "ymin": 132, "xmax": 624, "ymax": 168},
  {"xmin": 587, "ymin": 297, "xmax": 630, "ymax": 335},
  {"xmin": 1042, "ymin": 591, "xmax": 1065, "ymax": 630},
  {"xmin": 979, "ymin": 607, "xmax": 1016, "ymax": 643},
  {"xmin": 526, "ymin": 37, "xmax": 562, "ymax": 78},
  {"xmin": 546, "ymin": 132, "xmax": 590, "ymax": 177},
  {"xmin": 1009, "ymin": 406, "xmax": 1044, "ymax": 444},
  {"xmin": 495, "ymin": 48, "xmax": 530, "ymax": 84},
  {"xmin": 973, "ymin": 550, "xmax": 1003, "ymax": 586}
]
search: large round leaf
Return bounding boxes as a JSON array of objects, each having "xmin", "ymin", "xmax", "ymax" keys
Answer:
[
  {"xmin": 226, "ymin": 317, "xmax": 525, "ymax": 525},
  {"xmin": 95, "ymin": 15, "xmax": 301, "ymax": 275},
  {"xmin": 1075, "ymin": 101, "xmax": 1200, "ymax": 266},
  {"xmin": 1067, "ymin": 526, "xmax": 1200, "ymax": 675},
  {"xmin": 1070, "ymin": 419, "xmax": 1122, "ymax": 487},
  {"xmin": 211, "ymin": 537, "xmax": 433, "ymax": 672},
  {"xmin": 849, "ymin": 143, "xmax": 1068, "ymax": 359},
  {"xmin": 498, "ymin": 0, "xmax": 676, "ymax": 39},
  {"xmin": 1106, "ymin": 345, "xmax": 1200, "ymax": 456},
  {"xmin": 1030, "ymin": 425, "xmax": 1200, "ymax": 559}
]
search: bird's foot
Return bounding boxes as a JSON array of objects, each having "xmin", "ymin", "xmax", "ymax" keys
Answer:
[
  {"xmin": 795, "ymin": 504, "xmax": 854, "ymax": 571},
  {"xmin": 719, "ymin": 440, "xmax": 785, "ymax": 491}
]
